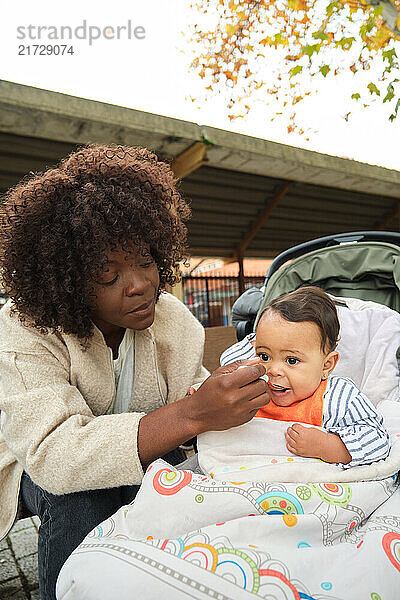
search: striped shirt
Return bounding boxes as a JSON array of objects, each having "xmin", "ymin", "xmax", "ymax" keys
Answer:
[{"xmin": 221, "ymin": 334, "xmax": 391, "ymax": 468}]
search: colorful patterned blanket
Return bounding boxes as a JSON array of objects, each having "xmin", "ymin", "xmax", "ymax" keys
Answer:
[{"xmin": 58, "ymin": 436, "xmax": 400, "ymax": 599}]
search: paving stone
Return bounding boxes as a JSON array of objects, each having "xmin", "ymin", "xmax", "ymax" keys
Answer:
[
  {"xmin": 8, "ymin": 529, "xmax": 38, "ymax": 560},
  {"xmin": 17, "ymin": 554, "xmax": 38, "ymax": 590},
  {"xmin": 0, "ymin": 548, "xmax": 19, "ymax": 581},
  {"xmin": 7, "ymin": 591, "xmax": 27, "ymax": 600},
  {"xmin": 0, "ymin": 576, "xmax": 23, "ymax": 597},
  {"xmin": 0, "ymin": 537, "xmax": 8, "ymax": 550},
  {"xmin": 9, "ymin": 519, "xmax": 36, "ymax": 535}
]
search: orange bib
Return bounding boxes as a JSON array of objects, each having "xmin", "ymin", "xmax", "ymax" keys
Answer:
[{"xmin": 255, "ymin": 378, "xmax": 327, "ymax": 427}]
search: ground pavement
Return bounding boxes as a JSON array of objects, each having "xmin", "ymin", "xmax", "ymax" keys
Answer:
[{"xmin": 0, "ymin": 517, "xmax": 39, "ymax": 599}]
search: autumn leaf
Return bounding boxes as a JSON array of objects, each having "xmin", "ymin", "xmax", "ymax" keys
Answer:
[
  {"xmin": 367, "ymin": 82, "xmax": 381, "ymax": 96},
  {"xmin": 288, "ymin": 0, "xmax": 307, "ymax": 10},
  {"xmin": 259, "ymin": 37, "xmax": 272, "ymax": 47},
  {"xmin": 188, "ymin": 0, "xmax": 400, "ymax": 128},
  {"xmin": 224, "ymin": 70, "xmax": 238, "ymax": 83},
  {"xmin": 226, "ymin": 23, "xmax": 238, "ymax": 36}
]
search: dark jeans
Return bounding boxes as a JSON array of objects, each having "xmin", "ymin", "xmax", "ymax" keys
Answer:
[{"xmin": 20, "ymin": 448, "xmax": 185, "ymax": 600}]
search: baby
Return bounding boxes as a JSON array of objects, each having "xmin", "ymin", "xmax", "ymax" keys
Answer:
[{"xmin": 253, "ymin": 286, "xmax": 390, "ymax": 467}]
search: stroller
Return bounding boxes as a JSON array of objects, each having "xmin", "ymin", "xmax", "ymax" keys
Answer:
[
  {"xmin": 57, "ymin": 231, "xmax": 400, "ymax": 600},
  {"xmin": 232, "ymin": 230, "xmax": 400, "ymax": 340}
]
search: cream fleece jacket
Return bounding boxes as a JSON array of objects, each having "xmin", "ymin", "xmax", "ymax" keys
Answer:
[{"xmin": 0, "ymin": 292, "xmax": 208, "ymax": 540}]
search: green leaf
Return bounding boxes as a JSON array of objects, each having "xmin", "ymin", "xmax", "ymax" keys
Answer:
[
  {"xmin": 312, "ymin": 30, "xmax": 328, "ymax": 41},
  {"xmin": 336, "ymin": 37, "xmax": 356, "ymax": 50},
  {"xmin": 319, "ymin": 65, "xmax": 330, "ymax": 77},
  {"xmin": 383, "ymin": 83, "xmax": 395, "ymax": 103},
  {"xmin": 367, "ymin": 82, "xmax": 380, "ymax": 96},
  {"xmin": 389, "ymin": 99, "xmax": 400, "ymax": 122},
  {"xmin": 373, "ymin": 5, "xmax": 383, "ymax": 16},
  {"xmin": 326, "ymin": 1, "xmax": 340, "ymax": 17},
  {"xmin": 383, "ymin": 48, "xmax": 397, "ymax": 65},
  {"xmin": 290, "ymin": 65, "xmax": 303, "ymax": 78},
  {"xmin": 351, "ymin": 93, "xmax": 361, "ymax": 100},
  {"xmin": 301, "ymin": 43, "xmax": 321, "ymax": 58},
  {"xmin": 273, "ymin": 32, "xmax": 289, "ymax": 46}
]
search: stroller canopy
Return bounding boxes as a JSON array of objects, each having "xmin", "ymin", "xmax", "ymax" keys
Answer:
[{"xmin": 255, "ymin": 241, "xmax": 400, "ymax": 328}]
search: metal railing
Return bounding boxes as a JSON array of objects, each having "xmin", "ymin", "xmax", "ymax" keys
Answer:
[{"xmin": 182, "ymin": 275, "xmax": 264, "ymax": 328}]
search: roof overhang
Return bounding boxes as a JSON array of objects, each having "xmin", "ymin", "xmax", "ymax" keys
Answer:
[{"xmin": 1, "ymin": 80, "xmax": 399, "ymax": 258}]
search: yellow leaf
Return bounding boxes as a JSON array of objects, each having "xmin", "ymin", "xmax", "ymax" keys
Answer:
[
  {"xmin": 288, "ymin": 0, "xmax": 308, "ymax": 10},
  {"xmin": 226, "ymin": 23, "xmax": 238, "ymax": 36},
  {"xmin": 260, "ymin": 37, "xmax": 272, "ymax": 47}
]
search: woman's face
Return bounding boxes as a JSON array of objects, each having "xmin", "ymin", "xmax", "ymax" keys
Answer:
[{"xmin": 91, "ymin": 244, "xmax": 160, "ymax": 338}]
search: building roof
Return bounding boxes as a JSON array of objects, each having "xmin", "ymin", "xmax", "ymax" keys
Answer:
[{"xmin": 1, "ymin": 80, "xmax": 399, "ymax": 258}]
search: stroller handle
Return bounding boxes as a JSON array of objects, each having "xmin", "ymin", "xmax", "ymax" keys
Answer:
[{"xmin": 264, "ymin": 230, "xmax": 400, "ymax": 285}]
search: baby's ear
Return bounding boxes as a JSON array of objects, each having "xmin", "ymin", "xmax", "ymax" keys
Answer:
[{"xmin": 322, "ymin": 351, "xmax": 339, "ymax": 379}]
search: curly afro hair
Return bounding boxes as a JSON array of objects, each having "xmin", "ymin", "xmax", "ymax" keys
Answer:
[{"xmin": 0, "ymin": 144, "xmax": 191, "ymax": 340}]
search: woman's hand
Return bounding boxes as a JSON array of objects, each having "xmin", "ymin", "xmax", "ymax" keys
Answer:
[
  {"xmin": 183, "ymin": 359, "xmax": 270, "ymax": 435},
  {"xmin": 137, "ymin": 359, "xmax": 270, "ymax": 468}
]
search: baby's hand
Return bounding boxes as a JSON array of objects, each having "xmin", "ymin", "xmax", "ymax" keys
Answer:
[
  {"xmin": 285, "ymin": 423, "xmax": 351, "ymax": 464},
  {"xmin": 285, "ymin": 424, "xmax": 326, "ymax": 459}
]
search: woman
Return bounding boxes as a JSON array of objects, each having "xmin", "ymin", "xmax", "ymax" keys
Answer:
[{"xmin": 0, "ymin": 144, "xmax": 268, "ymax": 600}]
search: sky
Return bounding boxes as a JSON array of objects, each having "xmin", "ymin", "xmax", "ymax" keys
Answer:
[{"xmin": 1, "ymin": 0, "xmax": 399, "ymax": 171}]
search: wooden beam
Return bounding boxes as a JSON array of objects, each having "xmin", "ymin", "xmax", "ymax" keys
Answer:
[
  {"xmin": 187, "ymin": 257, "xmax": 206, "ymax": 275},
  {"xmin": 376, "ymin": 200, "xmax": 400, "ymax": 230},
  {"xmin": 221, "ymin": 257, "xmax": 239, "ymax": 266},
  {"xmin": 234, "ymin": 181, "xmax": 292, "ymax": 258},
  {"xmin": 171, "ymin": 142, "xmax": 208, "ymax": 179}
]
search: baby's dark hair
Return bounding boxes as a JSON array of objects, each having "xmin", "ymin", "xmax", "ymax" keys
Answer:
[
  {"xmin": 259, "ymin": 286, "xmax": 340, "ymax": 353},
  {"xmin": 0, "ymin": 144, "xmax": 191, "ymax": 340}
]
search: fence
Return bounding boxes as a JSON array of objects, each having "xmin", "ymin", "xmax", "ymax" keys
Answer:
[{"xmin": 182, "ymin": 275, "xmax": 264, "ymax": 328}]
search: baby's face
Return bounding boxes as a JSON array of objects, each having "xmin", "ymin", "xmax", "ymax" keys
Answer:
[{"xmin": 255, "ymin": 311, "xmax": 329, "ymax": 407}]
